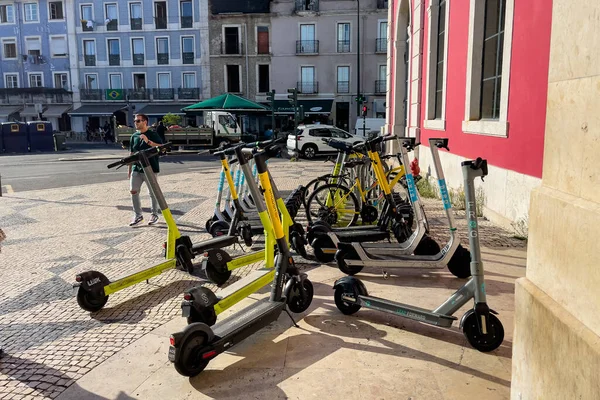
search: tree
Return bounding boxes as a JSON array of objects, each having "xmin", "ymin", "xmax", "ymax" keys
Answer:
[{"xmin": 162, "ymin": 113, "xmax": 182, "ymax": 127}]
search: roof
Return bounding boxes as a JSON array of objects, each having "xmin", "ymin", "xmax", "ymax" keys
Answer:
[
  {"xmin": 211, "ymin": 0, "xmax": 270, "ymax": 14},
  {"xmin": 68, "ymin": 103, "xmax": 127, "ymax": 116},
  {"xmin": 0, "ymin": 106, "xmax": 23, "ymax": 118},
  {"xmin": 136, "ymin": 103, "xmax": 193, "ymax": 116},
  {"xmin": 43, "ymin": 104, "xmax": 73, "ymax": 118},
  {"xmin": 184, "ymin": 93, "xmax": 269, "ymax": 112}
]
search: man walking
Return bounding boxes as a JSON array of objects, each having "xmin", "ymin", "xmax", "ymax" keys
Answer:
[
  {"xmin": 128, "ymin": 113, "xmax": 163, "ymax": 226},
  {"xmin": 156, "ymin": 120, "xmax": 167, "ymax": 143}
]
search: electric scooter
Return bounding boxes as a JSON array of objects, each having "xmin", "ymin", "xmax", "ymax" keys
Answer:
[
  {"xmin": 168, "ymin": 145, "xmax": 314, "ymax": 377},
  {"xmin": 333, "ymin": 157, "xmax": 504, "ymax": 352}
]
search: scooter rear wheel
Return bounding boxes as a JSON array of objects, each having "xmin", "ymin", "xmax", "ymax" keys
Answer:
[
  {"xmin": 336, "ymin": 249, "xmax": 363, "ymax": 275},
  {"xmin": 462, "ymin": 312, "xmax": 504, "ymax": 352},
  {"xmin": 287, "ymin": 279, "xmax": 314, "ymax": 313},
  {"xmin": 413, "ymin": 235, "xmax": 441, "ymax": 256},
  {"xmin": 290, "ymin": 232, "xmax": 308, "ymax": 259},
  {"xmin": 208, "ymin": 221, "xmax": 229, "ymax": 237},
  {"xmin": 173, "ymin": 332, "xmax": 210, "ymax": 377},
  {"xmin": 334, "ymin": 286, "xmax": 361, "ymax": 315},
  {"xmin": 77, "ymin": 288, "xmax": 109, "ymax": 312},
  {"xmin": 205, "ymin": 260, "xmax": 232, "ymax": 286},
  {"xmin": 311, "ymin": 235, "xmax": 336, "ymax": 263}
]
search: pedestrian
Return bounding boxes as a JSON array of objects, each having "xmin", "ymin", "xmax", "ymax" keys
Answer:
[
  {"xmin": 156, "ymin": 120, "xmax": 166, "ymax": 143},
  {"xmin": 127, "ymin": 113, "xmax": 164, "ymax": 226}
]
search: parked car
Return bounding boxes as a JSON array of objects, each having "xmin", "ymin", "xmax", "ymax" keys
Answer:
[{"xmin": 286, "ymin": 124, "xmax": 363, "ymax": 159}]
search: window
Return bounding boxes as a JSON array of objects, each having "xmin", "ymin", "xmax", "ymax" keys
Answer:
[
  {"xmin": 309, "ymin": 128, "xmax": 332, "ymax": 138},
  {"xmin": 337, "ymin": 66, "xmax": 349, "ymax": 93},
  {"xmin": 81, "ymin": 5, "xmax": 93, "ymax": 30},
  {"xmin": 54, "ymin": 73, "xmax": 68, "ymax": 89},
  {"xmin": 257, "ymin": 26, "xmax": 269, "ymax": 54},
  {"xmin": 105, "ymin": 4, "xmax": 118, "ymax": 31},
  {"xmin": 182, "ymin": 72, "xmax": 196, "ymax": 88},
  {"xmin": 337, "ymin": 23, "xmax": 350, "ymax": 53},
  {"xmin": 50, "ymin": 36, "xmax": 67, "ymax": 57},
  {"xmin": 2, "ymin": 39, "xmax": 17, "ymax": 59},
  {"xmin": 258, "ymin": 64, "xmax": 269, "ymax": 93},
  {"xmin": 156, "ymin": 38, "xmax": 169, "ymax": 65},
  {"xmin": 424, "ymin": 0, "xmax": 449, "ymax": 129},
  {"xmin": 299, "ymin": 24, "xmax": 317, "ymax": 53},
  {"xmin": 49, "ymin": 2, "xmax": 64, "ymax": 20},
  {"xmin": 29, "ymin": 73, "xmax": 43, "ymax": 87},
  {"xmin": 223, "ymin": 27, "xmax": 240, "ymax": 54},
  {"xmin": 180, "ymin": 0, "xmax": 192, "ymax": 28},
  {"xmin": 181, "ymin": 36, "xmax": 194, "ymax": 64},
  {"xmin": 157, "ymin": 72, "xmax": 171, "ymax": 88},
  {"xmin": 155, "ymin": 1, "xmax": 167, "ymax": 29},
  {"xmin": 300, "ymin": 66, "xmax": 316, "ymax": 93},
  {"xmin": 376, "ymin": 21, "xmax": 388, "ymax": 52},
  {"xmin": 226, "ymin": 65, "xmax": 241, "ymax": 93},
  {"xmin": 133, "ymin": 73, "xmax": 146, "ymax": 89},
  {"xmin": 132, "ymin": 38, "xmax": 144, "ymax": 65},
  {"xmin": 107, "ymin": 39, "xmax": 120, "ymax": 65},
  {"xmin": 109, "ymin": 73, "xmax": 122, "ymax": 89},
  {"xmin": 129, "ymin": 3, "xmax": 142, "ymax": 30},
  {"xmin": 376, "ymin": 65, "xmax": 387, "ymax": 93},
  {"xmin": 24, "ymin": 3, "xmax": 38, "ymax": 22},
  {"xmin": 83, "ymin": 40, "xmax": 95, "ymax": 66},
  {"xmin": 25, "ymin": 37, "xmax": 41, "ymax": 57},
  {"xmin": 0, "ymin": 5, "xmax": 14, "ymax": 23},
  {"xmin": 463, "ymin": 0, "xmax": 514, "ymax": 137},
  {"xmin": 84, "ymin": 74, "xmax": 98, "ymax": 89},
  {"xmin": 5, "ymin": 74, "xmax": 18, "ymax": 88}
]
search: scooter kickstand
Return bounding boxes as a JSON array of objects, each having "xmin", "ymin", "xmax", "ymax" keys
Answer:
[{"xmin": 284, "ymin": 307, "xmax": 299, "ymax": 328}]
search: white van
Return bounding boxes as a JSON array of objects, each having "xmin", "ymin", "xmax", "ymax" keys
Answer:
[{"xmin": 354, "ymin": 118, "xmax": 386, "ymax": 138}]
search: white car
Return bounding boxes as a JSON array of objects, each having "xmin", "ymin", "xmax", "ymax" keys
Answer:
[{"xmin": 286, "ymin": 124, "xmax": 363, "ymax": 159}]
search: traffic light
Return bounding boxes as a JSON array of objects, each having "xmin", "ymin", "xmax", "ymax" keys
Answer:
[
  {"xmin": 287, "ymin": 88, "xmax": 298, "ymax": 106},
  {"xmin": 298, "ymin": 105, "xmax": 305, "ymax": 121},
  {"xmin": 361, "ymin": 104, "xmax": 368, "ymax": 117},
  {"xmin": 266, "ymin": 90, "xmax": 275, "ymax": 103}
]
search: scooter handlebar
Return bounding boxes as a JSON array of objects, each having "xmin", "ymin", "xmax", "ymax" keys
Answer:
[{"xmin": 107, "ymin": 143, "xmax": 171, "ymax": 169}]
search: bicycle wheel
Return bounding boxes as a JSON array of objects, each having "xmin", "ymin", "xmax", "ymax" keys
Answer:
[{"xmin": 305, "ymin": 183, "xmax": 360, "ymax": 228}]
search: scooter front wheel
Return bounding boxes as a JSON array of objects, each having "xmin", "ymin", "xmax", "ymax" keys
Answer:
[
  {"xmin": 462, "ymin": 312, "xmax": 504, "ymax": 352},
  {"xmin": 334, "ymin": 286, "xmax": 361, "ymax": 315},
  {"xmin": 173, "ymin": 332, "xmax": 210, "ymax": 377},
  {"xmin": 205, "ymin": 260, "xmax": 232, "ymax": 286},
  {"xmin": 311, "ymin": 235, "xmax": 336, "ymax": 263},
  {"xmin": 287, "ymin": 279, "xmax": 314, "ymax": 313},
  {"xmin": 76, "ymin": 288, "xmax": 109, "ymax": 312},
  {"xmin": 335, "ymin": 249, "xmax": 363, "ymax": 276}
]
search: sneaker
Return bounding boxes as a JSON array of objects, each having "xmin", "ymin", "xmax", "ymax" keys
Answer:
[
  {"xmin": 148, "ymin": 214, "xmax": 159, "ymax": 225},
  {"xmin": 129, "ymin": 215, "xmax": 143, "ymax": 227}
]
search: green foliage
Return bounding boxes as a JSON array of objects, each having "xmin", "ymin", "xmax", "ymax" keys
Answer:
[
  {"xmin": 162, "ymin": 113, "xmax": 181, "ymax": 126},
  {"xmin": 511, "ymin": 216, "xmax": 529, "ymax": 240},
  {"xmin": 416, "ymin": 177, "xmax": 439, "ymax": 199}
]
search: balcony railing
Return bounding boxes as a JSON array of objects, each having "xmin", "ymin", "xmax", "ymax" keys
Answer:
[
  {"xmin": 376, "ymin": 38, "xmax": 387, "ymax": 53},
  {"xmin": 375, "ymin": 80, "xmax": 386, "ymax": 94},
  {"xmin": 0, "ymin": 88, "xmax": 73, "ymax": 104},
  {"xmin": 130, "ymin": 18, "xmax": 142, "ymax": 30},
  {"xmin": 182, "ymin": 52, "xmax": 194, "ymax": 64},
  {"xmin": 222, "ymin": 42, "xmax": 242, "ymax": 55},
  {"xmin": 84, "ymin": 55, "xmax": 96, "ymax": 66},
  {"xmin": 181, "ymin": 15, "xmax": 192, "ymax": 28},
  {"xmin": 155, "ymin": 17, "xmax": 167, "ymax": 29},
  {"xmin": 298, "ymin": 81, "xmax": 318, "ymax": 94},
  {"xmin": 153, "ymin": 88, "xmax": 174, "ymax": 100},
  {"xmin": 81, "ymin": 89, "xmax": 103, "ymax": 101},
  {"xmin": 296, "ymin": 40, "xmax": 319, "ymax": 54},
  {"xmin": 337, "ymin": 81, "xmax": 349, "ymax": 93},
  {"xmin": 178, "ymin": 88, "xmax": 200, "ymax": 100},
  {"xmin": 337, "ymin": 40, "xmax": 350, "ymax": 53},
  {"xmin": 133, "ymin": 53, "xmax": 144, "ymax": 65},
  {"xmin": 106, "ymin": 19, "xmax": 118, "ymax": 31},
  {"xmin": 126, "ymin": 89, "xmax": 150, "ymax": 101},
  {"xmin": 109, "ymin": 54, "xmax": 120, "ymax": 66},
  {"xmin": 81, "ymin": 21, "xmax": 93, "ymax": 31},
  {"xmin": 157, "ymin": 53, "xmax": 169, "ymax": 65},
  {"xmin": 295, "ymin": 0, "xmax": 319, "ymax": 12},
  {"xmin": 377, "ymin": 0, "xmax": 388, "ymax": 9}
]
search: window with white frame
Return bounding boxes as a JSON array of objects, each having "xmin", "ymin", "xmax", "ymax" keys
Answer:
[
  {"xmin": 424, "ymin": 0, "xmax": 449, "ymax": 129},
  {"xmin": 2, "ymin": 39, "xmax": 17, "ymax": 59},
  {"xmin": 376, "ymin": 21, "xmax": 388, "ymax": 52},
  {"xmin": 105, "ymin": 3, "xmax": 118, "ymax": 30},
  {"xmin": 84, "ymin": 74, "xmax": 98, "ymax": 89},
  {"xmin": 129, "ymin": 2, "xmax": 142, "ymax": 29},
  {"xmin": 182, "ymin": 72, "xmax": 196, "ymax": 88},
  {"xmin": 376, "ymin": 65, "xmax": 386, "ymax": 93},
  {"xmin": 132, "ymin": 38, "xmax": 144, "ymax": 65},
  {"xmin": 181, "ymin": 36, "xmax": 194, "ymax": 64},
  {"xmin": 299, "ymin": 24, "xmax": 316, "ymax": 53},
  {"xmin": 54, "ymin": 73, "xmax": 68, "ymax": 89},
  {"xmin": 225, "ymin": 65, "xmax": 241, "ymax": 93},
  {"xmin": 463, "ymin": 0, "xmax": 514, "ymax": 137},
  {"xmin": 50, "ymin": 36, "xmax": 67, "ymax": 57},
  {"xmin": 49, "ymin": 1, "xmax": 64, "ymax": 20},
  {"xmin": 108, "ymin": 39, "xmax": 120, "ymax": 65},
  {"xmin": 257, "ymin": 65, "xmax": 269, "ymax": 93},
  {"xmin": 156, "ymin": 37, "xmax": 169, "ymax": 65},
  {"xmin": 0, "ymin": 4, "xmax": 14, "ymax": 23},
  {"xmin": 29, "ymin": 73, "xmax": 43, "ymax": 87},
  {"xmin": 337, "ymin": 23, "xmax": 350, "ymax": 53},
  {"xmin": 5, "ymin": 74, "xmax": 18, "ymax": 88},
  {"xmin": 157, "ymin": 72, "xmax": 171, "ymax": 88},
  {"xmin": 300, "ymin": 66, "xmax": 316, "ymax": 94},
  {"xmin": 24, "ymin": 3, "xmax": 38, "ymax": 22},
  {"xmin": 109, "ymin": 73, "xmax": 122, "ymax": 89},
  {"xmin": 337, "ymin": 66, "xmax": 349, "ymax": 93},
  {"xmin": 25, "ymin": 37, "xmax": 41, "ymax": 56}
]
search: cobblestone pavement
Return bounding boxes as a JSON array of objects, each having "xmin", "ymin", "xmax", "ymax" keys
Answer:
[{"xmin": 0, "ymin": 158, "xmax": 525, "ymax": 399}]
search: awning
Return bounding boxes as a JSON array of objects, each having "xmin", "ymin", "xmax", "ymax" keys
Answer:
[
  {"xmin": 68, "ymin": 103, "xmax": 127, "ymax": 116},
  {"xmin": 21, "ymin": 105, "xmax": 46, "ymax": 117},
  {"xmin": 43, "ymin": 104, "xmax": 73, "ymax": 118},
  {"xmin": 0, "ymin": 106, "xmax": 23, "ymax": 118},
  {"xmin": 136, "ymin": 103, "xmax": 193, "ymax": 116},
  {"xmin": 273, "ymin": 99, "xmax": 334, "ymax": 115}
]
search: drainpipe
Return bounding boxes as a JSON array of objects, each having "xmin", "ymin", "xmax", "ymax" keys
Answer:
[{"xmin": 244, "ymin": 23, "xmax": 250, "ymax": 96}]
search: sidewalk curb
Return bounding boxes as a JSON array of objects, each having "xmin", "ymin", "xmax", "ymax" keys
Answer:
[{"xmin": 57, "ymin": 151, "xmax": 201, "ymax": 162}]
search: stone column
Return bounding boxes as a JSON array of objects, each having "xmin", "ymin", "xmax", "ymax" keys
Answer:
[{"xmin": 510, "ymin": 1, "xmax": 600, "ymax": 399}]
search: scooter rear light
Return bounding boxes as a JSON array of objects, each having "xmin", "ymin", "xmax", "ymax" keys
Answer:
[
  {"xmin": 202, "ymin": 350, "xmax": 217, "ymax": 359},
  {"xmin": 75, "ymin": 275, "xmax": 82, "ymax": 282},
  {"xmin": 169, "ymin": 335, "xmax": 176, "ymax": 346},
  {"xmin": 183, "ymin": 293, "xmax": 192, "ymax": 301},
  {"xmin": 163, "ymin": 242, "xmax": 166, "ymax": 249}
]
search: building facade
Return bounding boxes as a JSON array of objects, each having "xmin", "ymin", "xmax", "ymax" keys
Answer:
[
  {"xmin": 387, "ymin": 0, "xmax": 551, "ymax": 231},
  {"xmin": 0, "ymin": 0, "xmax": 73, "ymax": 130},
  {"xmin": 270, "ymin": 0, "xmax": 388, "ymax": 132},
  {"xmin": 66, "ymin": 0, "xmax": 210, "ymax": 131}
]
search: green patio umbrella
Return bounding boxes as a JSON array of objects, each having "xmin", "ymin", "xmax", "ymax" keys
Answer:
[{"xmin": 183, "ymin": 93, "xmax": 269, "ymax": 112}]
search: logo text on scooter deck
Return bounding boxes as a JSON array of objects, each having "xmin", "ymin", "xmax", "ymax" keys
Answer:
[
  {"xmin": 438, "ymin": 179, "xmax": 451, "ymax": 210},
  {"xmin": 405, "ymin": 174, "xmax": 419, "ymax": 203}
]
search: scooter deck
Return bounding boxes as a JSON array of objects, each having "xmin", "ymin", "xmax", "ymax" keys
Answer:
[
  {"xmin": 334, "ymin": 230, "xmax": 389, "ymax": 243},
  {"xmin": 214, "ymin": 268, "xmax": 274, "ymax": 312},
  {"xmin": 192, "ymin": 235, "xmax": 238, "ymax": 254}
]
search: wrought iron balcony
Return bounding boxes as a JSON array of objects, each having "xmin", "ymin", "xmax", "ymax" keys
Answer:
[
  {"xmin": 130, "ymin": 18, "xmax": 142, "ymax": 30},
  {"xmin": 155, "ymin": 17, "xmax": 167, "ymax": 29},
  {"xmin": 81, "ymin": 21, "xmax": 93, "ymax": 31},
  {"xmin": 84, "ymin": 55, "xmax": 96, "ymax": 66},
  {"xmin": 181, "ymin": 16, "xmax": 192, "ymax": 28},
  {"xmin": 221, "ymin": 42, "xmax": 242, "ymax": 55},
  {"xmin": 133, "ymin": 54, "xmax": 144, "ymax": 65},
  {"xmin": 0, "ymin": 88, "xmax": 73, "ymax": 104},
  {"xmin": 295, "ymin": 0, "xmax": 319, "ymax": 12},
  {"xmin": 337, "ymin": 81, "xmax": 349, "ymax": 93},
  {"xmin": 376, "ymin": 38, "xmax": 387, "ymax": 53},
  {"xmin": 296, "ymin": 40, "xmax": 319, "ymax": 54},
  {"xmin": 157, "ymin": 53, "xmax": 169, "ymax": 65},
  {"xmin": 182, "ymin": 52, "xmax": 194, "ymax": 64},
  {"xmin": 106, "ymin": 19, "xmax": 118, "ymax": 31},
  {"xmin": 337, "ymin": 40, "xmax": 350, "ymax": 53},
  {"xmin": 126, "ymin": 89, "xmax": 150, "ymax": 101},
  {"xmin": 153, "ymin": 88, "xmax": 174, "ymax": 100},
  {"xmin": 375, "ymin": 80, "xmax": 386, "ymax": 94},
  {"xmin": 109, "ymin": 54, "xmax": 120, "ymax": 66},
  {"xmin": 298, "ymin": 81, "xmax": 318, "ymax": 94},
  {"xmin": 178, "ymin": 88, "xmax": 200, "ymax": 100},
  {"xmin": 81, "ymin": 89, "xmax": 103, "ymax": 101}
]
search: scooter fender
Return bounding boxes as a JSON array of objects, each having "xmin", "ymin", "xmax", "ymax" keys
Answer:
[
  {"xmin": 75, "ymin": 271, "xmax": 110, "ymax": 295},
  {"xmin": 459, "ymin": 307, "xmax": 499, "ymax": 329},
  {"xmin": 333, "ymin": 276, "xmax": 369, "ymax": 298},
  {"xmin": 170, "ymin": 322, "xmax": 216, "ymax": 363},
  {"xmin": 283, "ymin": 272, "xmax": 309, "ymax": 302},
  {"xmin": 205, "ymin": 248, "xmax": 233, "ymax": 269},
  {"xmin": 185, "ymin": 286, "xmax": 219, "ymax": 312}
]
